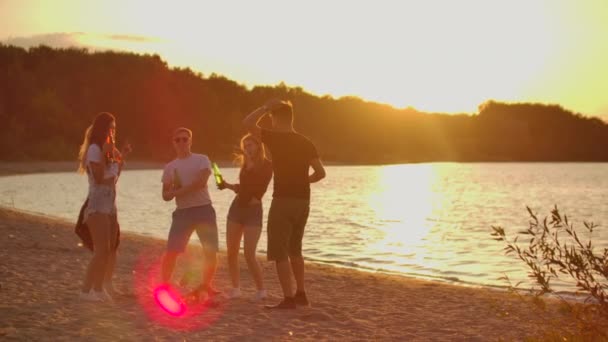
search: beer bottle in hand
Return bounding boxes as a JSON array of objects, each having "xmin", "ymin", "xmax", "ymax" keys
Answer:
[
  {"xmin": 105, "ymin": 136, "xmax": 115, "ymax": 164},
  {"xmin": 212, "ymin": 162, "xmax": 224, "ymax": 187},
  {"xmin": 173, "ymin": 169, "xmax": 182, "ymax": 190}
]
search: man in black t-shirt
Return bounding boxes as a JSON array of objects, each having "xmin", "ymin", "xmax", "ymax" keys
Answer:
[{"xmin": 244, "ymin": 99, "xmax": 326, "ymax": 309}]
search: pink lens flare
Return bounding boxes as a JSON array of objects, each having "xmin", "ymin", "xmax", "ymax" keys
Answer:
[
  {"xmin": 133, "ymin": 250, "xmax": 225, "ymax": 331},
  {"xmin": 153, "ymin": 285, "xmax": 186, "ymax": 316}
]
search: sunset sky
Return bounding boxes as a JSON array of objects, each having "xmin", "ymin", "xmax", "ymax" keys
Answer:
[{"xmin": 1, "ymin": 0, "xmax": 607, "ymax": 117}]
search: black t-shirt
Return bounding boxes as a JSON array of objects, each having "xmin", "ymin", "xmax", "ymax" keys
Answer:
[
  {"xmin": 261, "ymin": 129, "xmax": 318, "ymax": 200},
  {"xmin": 236, "ymin": 159, "xmax": 273, "ymax": 206}
]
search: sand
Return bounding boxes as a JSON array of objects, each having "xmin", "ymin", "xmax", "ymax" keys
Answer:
[
  {"xmin": 1, "ymin": 161, "xmax": 602, "ymax": 340},
  {"xmin": 0, "ymin": 207, "xmax": 596, "ymax": 341}
]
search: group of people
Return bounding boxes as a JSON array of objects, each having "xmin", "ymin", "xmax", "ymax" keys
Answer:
[{"xmin": 76, "ymin": 99, "xmax": 326, "ymax": 310}]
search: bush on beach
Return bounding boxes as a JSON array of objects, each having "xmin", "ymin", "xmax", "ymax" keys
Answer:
[{"xmin": 491, "ymin": 206, "xmax": 608, "ymax": 339}]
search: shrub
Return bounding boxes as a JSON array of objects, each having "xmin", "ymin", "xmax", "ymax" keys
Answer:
[{"xmin": 491, "ymin": 206, "xmax": 608, "ymax": 338}]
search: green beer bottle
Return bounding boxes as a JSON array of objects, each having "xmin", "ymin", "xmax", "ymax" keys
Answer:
[
  {"xmin": 212, "ymin": 162, "xmax": 223, "ymax": 187},
  {"xmin": 173, "ymin": 168, "xmax": 182, "ymax": 190},
  {"xmin": 105, "ymin": 135, "xmax": 115, "ymax": 164}
]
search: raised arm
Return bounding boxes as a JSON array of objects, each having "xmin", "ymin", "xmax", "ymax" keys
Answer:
[
  {"xmin": 309, "ymin": 158, "xmax": 326, "ymax": 183},
  {"xmin": 242, "ymin": 98, "xmax": 283, "ymax": 137},
  {"xmin": 242, "ymin": 106, "xmax": 269, "ymax": 137}
]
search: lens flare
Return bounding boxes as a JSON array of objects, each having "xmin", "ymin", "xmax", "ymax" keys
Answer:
[
  {"xmin": 153, "ymin": 285, "xmax": 186, "ymax": 316},
  {"xmin": 133, "ymin": 249, "xmax": 225, "ymax": 331}
]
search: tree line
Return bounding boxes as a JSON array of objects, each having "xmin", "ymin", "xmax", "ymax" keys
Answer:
[{"xmin": 1, "ymin": 44, "xmax": 607, "ymax": 163}]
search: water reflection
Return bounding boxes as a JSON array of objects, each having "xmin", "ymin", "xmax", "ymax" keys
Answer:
[
  {"xmin": 365, "ymin": 164, "xmax": 440, "ymax": 268},
  {"xmin": 2, "ymin": 163, "xmax": 607, "ymax": 291}
]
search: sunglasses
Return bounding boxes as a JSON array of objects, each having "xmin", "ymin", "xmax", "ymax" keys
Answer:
[{"xmin": 173, "ymin": 137, "xmax": 189, "ymax": 143}]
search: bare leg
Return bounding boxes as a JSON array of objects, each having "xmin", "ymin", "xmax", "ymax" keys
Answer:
[
  {"xmin": 161, "ymin": 252, "xmax": 179, "ymax": 283},
  {"xmin": 201, "ymin": 249, "xmax": 218, "ymax": 291},
  {"xmin": 82, "ymin": 214, "xmax": 111, "ymax": 292},
  {"xmin": 179, "ymin": 246, "xmax": 199, "ymax": 286},
  {"xmin": 226, "ymin": 221, "xmax": 244, "ymax": 289},
  {"xmin": 243, "ymin": 225, "xmax": 264, "ymax": 290},
  {"xmin": 103, "ymin": 218, "xmax": 119, "ymax": 294},
  {"xmin": 197, "ymin": 223, "xmax": 218, "ymax": 292},
  {"xmin": 275, "ymin": 259, "xmax": 293, "ymax": 298},
  {"xmin": 290, "ymin": 255, "xmax": 305, "ymax": 293}
]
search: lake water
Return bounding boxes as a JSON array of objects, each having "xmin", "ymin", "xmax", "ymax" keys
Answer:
[{"xmin": 1, "ymin": 163, "xmax": 607, "ymax": 292}]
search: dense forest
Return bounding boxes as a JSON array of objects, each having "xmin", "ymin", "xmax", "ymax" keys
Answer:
[{"xmin": 1, "ymin": 44, "xmax": 607, "ymax": 163}]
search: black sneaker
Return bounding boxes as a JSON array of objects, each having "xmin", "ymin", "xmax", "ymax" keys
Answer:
[
  {"xmin": 264, "ymin": 297, "xmax": 296, "ymax": 310},
  {"xmin": 294, "ymin": 291, "xmax": 310, "ymax": 307}
]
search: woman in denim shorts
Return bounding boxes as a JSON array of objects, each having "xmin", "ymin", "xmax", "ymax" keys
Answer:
[
  {"xmin": 77, "ymin": 112, "xmax": 130, "ymax": 302},
  {"xmin": 219, "ymin": 134, "xmax": 273, "ymax": 300}
]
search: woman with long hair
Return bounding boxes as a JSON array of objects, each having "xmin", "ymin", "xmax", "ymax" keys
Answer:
[
  {"xmin": 77, "ymin": 112, "xmax": 130, "ymax": 301},
  {"xmin": 219, "ymin": 133, "xmax": 272, "ymax": 300}
]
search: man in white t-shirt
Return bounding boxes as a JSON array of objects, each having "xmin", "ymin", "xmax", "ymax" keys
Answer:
[{"xmin": 161, "ymin": 127, "xmax": 219, "ymax": 298}]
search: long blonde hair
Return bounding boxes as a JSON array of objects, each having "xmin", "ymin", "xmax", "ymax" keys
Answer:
[
  {"xmin": 233, "ymin": 134, "xmax": 267, "ymax": 168},
  {"xmin": 77, "ymin": 112, "xmax": 116, "ymax": 173},
  {"xmin": 77, "ymin": 125, "xmax": 92, "ymax": 174}
]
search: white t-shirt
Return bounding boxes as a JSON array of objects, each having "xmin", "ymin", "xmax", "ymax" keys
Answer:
[
  {"xmin": 86, "ymin": 144, "xmax": 119, "ymax": 186},
  {"xmin": 162, "ymin": 153, "xmax": 212, "ymax": 209}
]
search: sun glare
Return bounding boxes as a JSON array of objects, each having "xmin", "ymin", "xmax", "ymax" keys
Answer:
[
  {"xmin": 366, "ymin": 165, "xmax": 441, "ymax": 257},
  {"xmin": 2, "ymin": 0, "xmax": 607, "ymax": 115}
]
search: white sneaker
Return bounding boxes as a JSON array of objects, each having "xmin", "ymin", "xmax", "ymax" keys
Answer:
[
  {"xmin": 93, "ymin": 290, "xmax": 113, "ymax": 302},
  {"xmin": 79, "ymin": 291, "xmax": 103, "ymax": 302},
  {"xmin": 225, "ymin": 288, "xmax": 241, "ymax": 299},
  {"xmin": 253, "ymin": 289, "xmax": 267, "ymax": 301},
  {"xmin": 104, "ymin": 283, "xmax": 124, "ymax": 297}
]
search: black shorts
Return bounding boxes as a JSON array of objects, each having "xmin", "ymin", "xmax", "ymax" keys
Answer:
[{"xmin": 266, "ymin": 198, "xmax": 310, "ymax": 261}]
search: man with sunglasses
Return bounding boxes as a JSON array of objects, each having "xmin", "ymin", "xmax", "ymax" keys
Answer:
[{"xmin": 161, "ymin": 127, "xmax": 219, "ymax": 300}]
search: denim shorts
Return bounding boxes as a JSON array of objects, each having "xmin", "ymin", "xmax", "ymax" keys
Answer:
[
  {"xmin": 227, "ymin": 198, "xmax": 263, "ymax": 227},
  {"xmin": 168, "ymin": 204, "xmax": 218, "ymax": 253},
  {"xmin": 84, "ymin": 184, "xmax": 117, "ymax": 220}
]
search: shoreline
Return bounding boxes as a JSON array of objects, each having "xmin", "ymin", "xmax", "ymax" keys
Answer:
[
  {"xmin": 0, "ymin": 162, "xmax": 598, "ymax": 296},
  {"xmin": 1, "ymin": 206, "xmax": 513, "ymax": 295},
  {"xmin": 2, "ymin": 161, "xmax": 602, "ymax": 295},
  {"xmin": 1, "ymin": 207, "xmax": 595, "ymax": 340},
  {"xmin": 2, "ymin": 205, "xmax": 590, "ymax": 303}
]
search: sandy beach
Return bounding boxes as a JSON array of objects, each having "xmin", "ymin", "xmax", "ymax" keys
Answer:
[{"xmin": 0, "ymin": 206, "xmax": 595, "ymax": 341}]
